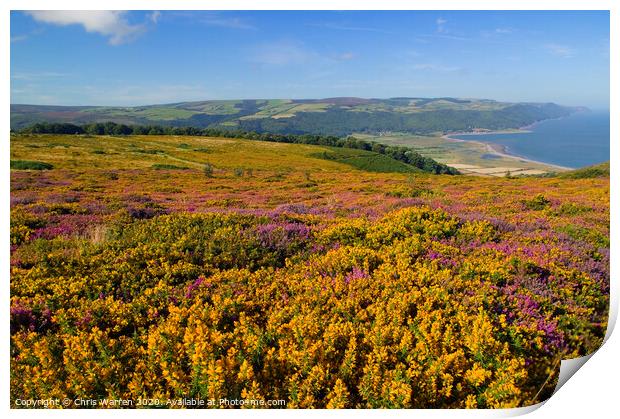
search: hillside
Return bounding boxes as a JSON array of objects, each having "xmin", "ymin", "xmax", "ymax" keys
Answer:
[
  {"xmin": 10, "ymin": 133, "xmax": 609, "ymax": 408},
  {"xmin": 558, "ymin": 161, "xmax": 610, "ymax": 179},
  {"xmin": 10, "ymin": 97, "xmax": 578, "ymax": 135},
  {"xmin": 9, "ymin": 133, "xmax": 428, "ymax": 174}
]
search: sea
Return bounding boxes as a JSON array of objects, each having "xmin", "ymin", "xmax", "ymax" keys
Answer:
[{"xmin": 449, "ymin": 110, "xmax": 610, "ymax": 169}]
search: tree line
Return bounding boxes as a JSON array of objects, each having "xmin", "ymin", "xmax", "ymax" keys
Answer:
[{"xmin": 17, "ymin": 122, "xmax": 459, "ymax": 175}]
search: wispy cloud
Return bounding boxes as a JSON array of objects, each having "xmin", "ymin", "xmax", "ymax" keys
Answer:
[
  {"xmin": 14, "ymin": 83, "xmax": 214, "ymax": 106},
  {"xmin": 413, "ymin": 63, "xmax": 463, "ymax": 73},
  {"xmin": 165, "ymin": 11, "xmax": 255, "ymax": 30},
  {"xmin": 544, "ymin": 43, "xmax": 575, "ymax": 58},
  {"xmin": 201, "ymin": 13, "xmax": 255, "ymax": 30},
  {"xmin": 333, "ymin": 51, "xmax": 356, "ymax": 61},
  {"xmin": 250, "ymin": 40, "xmax": 318, "ymax": 66},
  {"xmin": 417, "ymin": 17, "xmax": 471, "ymax": 42},
  {"xmin": 249, "ymin": 40, "xmax": 357, "ymax": 68},
  {"xmin": 480, "ymin": 27, "xmax": 515, "ymax": 38},
  {"xmin": 436, "ymin": 17, "xmax": 447, "ymax": 33},
  {"xmin": 11, "ymin": 71, "xmax": 71, "ymax": 81},
  {"xmin": 417, "ymin": 33, "xmax": 470, "ymax": 42},
  {"xmin": 148, "ymin": 11, "xmax": 161, "ymax": 24},
  {"xmin": 10, "ymin": 34, "xmax": 29, "ymax": 43},
  {"xmin": 307, "ymin": 22, "xmax": 394, "ymax": 35},
  {"xmin": 25, "ymin": 11, "xmax": 149, "ymax": 45},
  {"xmin": 11, "ymin": 27, "xmax": 44, "ymax": 43}
]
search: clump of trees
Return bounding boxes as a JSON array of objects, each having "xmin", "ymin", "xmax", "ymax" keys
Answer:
[{"xmin": 19, "ymin": 122, "xmax": 459, "ymax": 175}]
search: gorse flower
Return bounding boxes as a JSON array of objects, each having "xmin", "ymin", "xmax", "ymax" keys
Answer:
[{"xmin": 9, "ymin": 140, "xmax": 609, "ymax": 408}]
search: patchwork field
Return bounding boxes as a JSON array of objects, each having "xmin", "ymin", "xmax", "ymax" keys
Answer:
[
  {"xmin": 11, "ymin": 97, "xmax": 577, "ymax": 137},
  {"xmin": 10, "ymin": 134, "xmax": 609, "ymax": 408}
]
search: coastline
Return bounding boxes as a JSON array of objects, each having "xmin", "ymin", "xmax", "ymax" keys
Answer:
[
  {"xmin": 445, "ymin": 128, "xmax": 531, "ymax": 137},
  {"xmin": 440, "ymin": 109, "xmax": 603, "ymax": 171},
  {"xmin": 443, "ymin": 108, "xmax": 588, "ymax": 140},
  {"xmin": 441, "ymin": 133, "xmax": 574, "ymax": 171}
]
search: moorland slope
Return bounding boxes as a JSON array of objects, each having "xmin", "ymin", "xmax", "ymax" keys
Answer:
[{"xmin": 10, "ymin": 133, "xmax": 608, "ymax": 408}]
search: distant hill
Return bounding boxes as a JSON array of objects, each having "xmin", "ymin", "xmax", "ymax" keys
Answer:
[{"xmin": 10, "ymin": 97, "xmax": 579, "ymax": 136}]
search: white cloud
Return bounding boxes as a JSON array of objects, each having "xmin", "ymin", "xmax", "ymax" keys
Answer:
[
  {"xmin": 436, "ymin": 17, "xmax": 447, "ymax": 33},
  {"xmin": 544, "ymin": 43, "xmax": 575, "ymax": 58},
  {"xmin": 148, "ymin": 11, "xmax": 161, "ymax": 24},
  {"xmin": 25, "ymin": 11, "xmax": 146, "ymax": 45}
]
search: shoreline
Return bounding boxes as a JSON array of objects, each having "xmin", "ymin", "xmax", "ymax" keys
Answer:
[
  {"xmin": 444, "ymin": 109, "xmax": 588, "ymax": 139},
  {"xmin": 441, "ymin": 134, "xmax": 574, "ymax": 171},
  {"xmin": 445, "ymin": 128, "xmax": 531, "ymax": 137}
]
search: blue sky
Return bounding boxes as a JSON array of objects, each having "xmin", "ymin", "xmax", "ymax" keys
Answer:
[{"xmin": 10, "ymin": 10, "xmax": 610, "ymax": 108}]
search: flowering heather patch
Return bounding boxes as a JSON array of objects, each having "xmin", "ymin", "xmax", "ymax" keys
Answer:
[{"xmin": 9, "ymin": 134, "xmax": 609, "ymax": 408}]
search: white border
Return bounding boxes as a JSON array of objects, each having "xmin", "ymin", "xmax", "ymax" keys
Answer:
[{"xmin": 2, "ymin": 1, "xmax": 617, "ymax": 417}]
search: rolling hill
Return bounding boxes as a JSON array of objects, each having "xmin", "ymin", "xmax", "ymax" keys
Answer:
[{"xmin": 10, "ymin": 97, "xmax": 579, "ymax": 136}]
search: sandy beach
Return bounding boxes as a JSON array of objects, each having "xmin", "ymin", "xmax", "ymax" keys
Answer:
[
  {"xmin": 441, "ymin": 133, "xmax": 573, "ymax": 171},
  {"xmin": 445, "ymin": 127, "xmax": 532, "ymax": 136}
]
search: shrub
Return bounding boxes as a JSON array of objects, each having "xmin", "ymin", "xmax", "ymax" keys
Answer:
[
  {"xmin": 524, "ymin": 194, "xmax": 550, "ymax": 210},
  {"xmin": 151, "ymin": 164, "xmax": 189, "ymax": 170},
  {"xmin": 203, "ymin": 163, "xmax": 214, "ymax": 177},
  {"xmin": 10, "ymin": 160, "xmax": 53, "ymax": 170},
  {"xmin": 135, "ymin": 149, "xmax": 163, "ymax": 154}
]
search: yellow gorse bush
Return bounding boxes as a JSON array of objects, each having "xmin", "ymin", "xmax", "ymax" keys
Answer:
[
  {"xmin": 10, "ymin": 204, "xmax": 608, "ymax": 408},
  {"xmin": 9, "ymin": 134, "xmax": 609, "ymax": 408}
]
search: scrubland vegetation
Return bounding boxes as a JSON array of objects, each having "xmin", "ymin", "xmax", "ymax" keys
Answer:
[
  {"xmin": 17, "ymin": 122, "xmax": 458, "ymax": 174},
  {"xmin": 10, "ymin": 133, "xmax": 608, "ymax": 408}
]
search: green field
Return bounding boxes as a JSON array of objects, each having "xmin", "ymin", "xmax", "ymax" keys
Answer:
[
  {"xmin": 310, "ymin": 147, "xmax": 421, "ymax": 173},
  {"xmin": 81, "ymin": 106, "xmax": 200, "ymax": 121}
]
